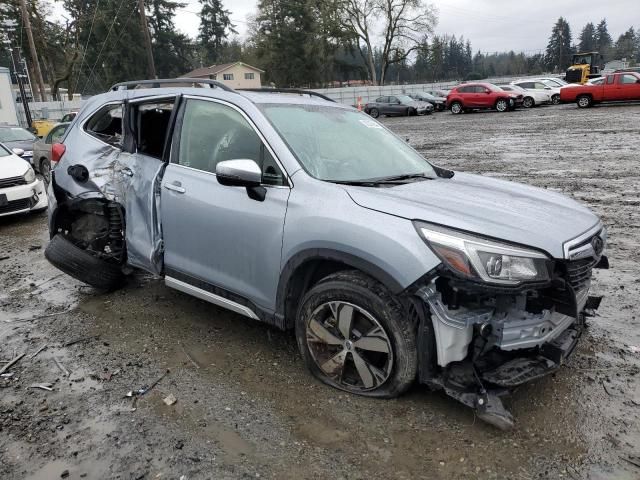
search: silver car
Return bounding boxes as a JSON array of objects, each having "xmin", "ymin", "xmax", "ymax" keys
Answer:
[{"xmin": 45, "ymin": 79, "xmax": 608, "ymax": 429}]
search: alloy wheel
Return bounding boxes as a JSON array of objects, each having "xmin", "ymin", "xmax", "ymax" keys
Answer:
[
  {"xmin": 496, "ymin": 99, "xmax": 508, "ymax": 112},
  {"xmin": 523, "ymin": 97, "xmax": 534, "ymax": 108},
  {"xmin": 451, "ymin": 102, "xmax": 462, "ymax": 114},
  {"xmin": 552, "ymin": 94, "xmax": 560, "ymax": 105},
  {"xmin": 40, "ymin": 159, "xmax": 51, "ymax": 185},
  {"xmin": 305, "ymin": 301, "xmax": 393, "ymax": 392}
]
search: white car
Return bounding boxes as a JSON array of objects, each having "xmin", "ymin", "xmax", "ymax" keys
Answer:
[
  {"xmin": 511, "ymin": 79, "xmax": 561, "ymax": 105},
  {"xmin": 534, "ymin": 77, "xmax": 569, "ymax": 89},
  {"xmin": 498, "ymin": 84, "xmax": 551, "ymax": 108},
  {"xmin": 0, "ymin": 143, "xmax": 47, "ymax": 217}
]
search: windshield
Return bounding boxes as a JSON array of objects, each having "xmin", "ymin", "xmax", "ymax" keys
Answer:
[
  {"xmin": 0, "ymin": 127, "xmax": 36, "ymax": 142},
  {"xmin": 542, "ymin": 79, "xmax": 566, "ymax": 87},
  {"xmin": 420, "ymin": 92, "xmax": 436, "ymax": 100},
  {"xmin": 396, "ymin": 95, "xmax": 414, "ymax": 103},
  {"xmin": 260, "ymin": 104, "xmax": 436, "ymax": 182},
  {"xmin": 0, "ymin": 144, "xmax": 11, "ymax": 157}
]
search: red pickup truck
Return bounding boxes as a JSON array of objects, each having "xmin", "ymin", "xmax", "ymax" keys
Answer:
[{"xmin": 560, "ymin": 71, "xmax": 640, "ymax": 107}]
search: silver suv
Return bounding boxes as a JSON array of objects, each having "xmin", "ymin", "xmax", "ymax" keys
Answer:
[{"xmin": 45, "ymin": 79, "xmax": 608, "ymax": 429}]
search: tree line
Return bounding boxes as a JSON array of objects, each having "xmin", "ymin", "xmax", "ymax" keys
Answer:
[{"xmin": 1, "ymin": 0, "xmax": 639, "ymax": 99}]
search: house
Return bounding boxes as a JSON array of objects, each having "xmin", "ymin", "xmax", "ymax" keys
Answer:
[
  {"xmin": 180, "ymin": 62, "xmax": 263, "ymax": 89},
  {"xmin": 0, "ymin": 67, "xmax": 20, "ymax": 125}
]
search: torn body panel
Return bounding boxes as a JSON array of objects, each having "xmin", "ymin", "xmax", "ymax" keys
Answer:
[{"xmin": 52, "ymin": 101, "xmax": 166, "ymax": 275}]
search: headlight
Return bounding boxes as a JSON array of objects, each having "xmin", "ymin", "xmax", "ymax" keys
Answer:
[
  {"xmin": 414, "ymin": 222, "xmax": 552, "ymax": 285},
  {"xmin": 23, "ymin": 167, "xmax": 36, "ymax": 184}
]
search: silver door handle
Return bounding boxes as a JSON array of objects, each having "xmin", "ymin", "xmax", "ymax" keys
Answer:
[{"xmin": 164, "ymin": 183, "xmax": 186, "ymax": 194}]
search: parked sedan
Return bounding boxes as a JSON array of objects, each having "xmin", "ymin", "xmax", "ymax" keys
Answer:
[
  {"xmin": 364, "ymin": 95, "xmax": 433, "ymax": 118},
  {"xmin": 0, "ymin": 142, "xmax": 47, "ymax": 217},
  {"xmin": 33, "ymin": 122, "xmax": 70, "ymax": 184},
  {"xmin": 0, "ymin": 126, "xmax": 36, "ymax": 167},
  {"xmin": 408, "ymin": 92, "xmax": 446, "ymax": 111}
]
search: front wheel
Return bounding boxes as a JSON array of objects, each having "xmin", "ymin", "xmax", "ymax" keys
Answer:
[
  {"xmin": 450, "ymin": 102, "xmax": 463, "ymax": 114},
  {"xmin": 577, "ymin": 95, "xmax": 593, "ymax": 108},
  {"xmin": 369, "ymin": 108, "xmax": 379, "ymax": 118},
  {"xmin": 522, "ymin": 97, "xmax": 535, "ymax": 108},
  {"xmin": 552, "ymin": 94, "xmax": 560, "ymax": 105},
  {"xmin": 296, "ymin": 271, "xmax": 417, "ymax": 398},
  {"xmin": 495, "ymin": 99, "xmax": 509, "ymax": 112}
]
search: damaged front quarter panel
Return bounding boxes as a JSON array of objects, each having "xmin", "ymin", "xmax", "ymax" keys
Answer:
[{"xmin": 412, "ymin": 234, "xmax": 608, "ymax": 429}]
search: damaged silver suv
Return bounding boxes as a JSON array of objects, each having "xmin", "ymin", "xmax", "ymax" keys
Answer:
[{"xmin": 45, "ymin": 79, "xmax": 608, "ymax": 429}]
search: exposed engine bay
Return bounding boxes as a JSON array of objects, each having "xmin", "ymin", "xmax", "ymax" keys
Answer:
[{"xmin": 412, "ymin": 246, "xmax": 607, "ymax": 429}]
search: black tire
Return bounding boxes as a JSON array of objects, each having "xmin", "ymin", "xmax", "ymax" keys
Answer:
[
  {"xmin": 577, "ymin": 95, "xmax": 593, "ymax": 108},
  {"xmin": 450, "ymin": 101, "xmax": 463, "ymax": 114},
  {"xmin": 552, "ymin": 94, "xmax": 560, "ymax": 105},
  {"xmin": 369, "ymin": 108, "xmax": 379, "ymax": 118},
  {"xmin": 495, "ymin": 98, "xmax": 509, "ymax": 112},
  {"xmin": 522, "ymin": 97, "xmax": 535, "ymax": 108},
  {"xmin": 39, "ymin": 158, "xmax": 51, "ymax": 185},
  {"xmin": 45, "ymin": 234, "xmax": 124, "ymax": 290},
  {"xmin": 295, "ymin": 270, "xmax": 417, "ymax": 398},
  {"xmin": 406, "ymin": 107, "xmax": 412, "ymax": 116}
]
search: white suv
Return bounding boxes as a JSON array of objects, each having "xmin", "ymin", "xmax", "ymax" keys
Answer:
[{"xmin": 0, "ymin": 143, "xmax": 47, "ymax": 217}]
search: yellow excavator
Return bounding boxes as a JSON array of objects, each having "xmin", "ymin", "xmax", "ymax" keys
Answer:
[{"xmin": 565, "ymin": 52, "xmax": 603, "ymax": 84}]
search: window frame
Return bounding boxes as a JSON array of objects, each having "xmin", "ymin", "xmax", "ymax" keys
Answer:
[
  {"xmin": 127, "ymin": 94, "xmax": 180, "ymax": 161},
  {"xmin": 170, "ymin": 95, "xmax": 291, "ymax": 189},
  {"xmin": 223, "ymin": 73, "xmax": 234, "ymax": 81},
  {"xmin": 620, "ymin": 74, "xmax": 639, "ymax": 84},
  {"xmin": 80, "ymin": 100, "xmax": 126, "ymax": 149},
  {"xmin": 244, "ymin": 72, "xmax": 255, "ymax": 80}
]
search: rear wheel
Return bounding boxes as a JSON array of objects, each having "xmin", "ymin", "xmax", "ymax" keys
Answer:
[
  {"xmin": 369, "ymin": 108, "xmax": 379, "ymax": 118},
  {"xmin": 296, "ymin": 271, "xmax": 417, "ymax": 398},
  {"xmin": 450, "ymin": 102, "xmax": 463, "ymax": 114},
  {"xmin": 552, "ymin": 94, "xmax": 560, "ymax": 105},
  {"xmin": 577, "ymin": 95, "xmax": 593, "ymax": 108},
  {"xmin": 522, "ymin": 97, "xmax": 535, "ymax": 108},
  {"xmin": 495, "ymin": 99, "xmax": 509, "ymax": 112},
  {"xmin": 39, "ymin": 158, "xmax": 51, "ymax": 185}
]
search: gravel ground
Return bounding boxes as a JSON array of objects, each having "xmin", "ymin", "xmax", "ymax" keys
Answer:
[{"xmin": 1, "ymin": 102, "xmax": 639, "ymax": 480}]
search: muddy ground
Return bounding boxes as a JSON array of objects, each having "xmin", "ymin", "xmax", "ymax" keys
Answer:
[{"xmin": 1, "ymin": 103, "xmax": 640, "ymax": 480}]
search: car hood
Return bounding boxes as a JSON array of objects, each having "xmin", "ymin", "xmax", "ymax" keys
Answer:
[
  {"xmin": 345, "ymin": 172, "xmax": 599, "ymax": 259},
  {"xmin": 0, "ymin": 153, "xmax": 31, "ymax": 179},
  {"xmin": 2, "ymin": 139, "xmax": 34, "ymax": 154}
]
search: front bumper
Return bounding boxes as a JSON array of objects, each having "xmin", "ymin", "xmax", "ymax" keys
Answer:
[{"xmin": 0, "ymin": 178, "xmax": 47, "ymax": 216}]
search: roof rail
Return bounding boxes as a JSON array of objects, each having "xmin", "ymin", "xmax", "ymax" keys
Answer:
[
  {"xmin": 109, "ymin": 78, "xmax": 235, "ymax": 92},
  {"xmin": 237, "ymin": 88, "xmax": 335, "ymax": 103}
]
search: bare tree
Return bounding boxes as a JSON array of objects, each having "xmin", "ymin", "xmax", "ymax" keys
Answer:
[{"xmin": 339, "ymin": 0, "xmax": 437, "ymax": 85}]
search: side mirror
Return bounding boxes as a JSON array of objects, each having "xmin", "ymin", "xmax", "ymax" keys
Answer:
[
  {"xmin": 485, "ymin": 90, "xmax": 491, "ymax": 94},
  {"xmin": 216, "ymin": 159, "xmax": 262, "ymax": 187},
  {"xmin": 12, "ymin": 148, "xmax": 25, "ymax": 157}
]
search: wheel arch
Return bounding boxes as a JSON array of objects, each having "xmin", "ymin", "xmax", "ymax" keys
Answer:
[{"xmin": 275, "ymin": 249, "xmax": 405, "ymax": 330}]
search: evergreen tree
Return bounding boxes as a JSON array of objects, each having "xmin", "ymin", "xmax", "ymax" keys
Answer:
[
  {"xmin": 595, "ymin": 19, "xmax": 613, "ymax": 59},
  {"xmin": 545, "ymin": 17, "xmax": 573, "ymax": 71},
  {"xmin": 147, "ymin": 0, "xmax": 196, "ymax": 78},
  {"xmin": 198, "ymin": 0, "xmax": 237, "ymax": 65},
  {"xmin": 614, "ymin": 27, "xmax": 637, "ymax": 61},
  {"xmin": 578, "ymin": 22, "xmax": 596, "ymax": 52}
]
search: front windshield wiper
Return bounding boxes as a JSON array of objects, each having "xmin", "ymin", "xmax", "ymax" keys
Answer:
[{"xmin": 330, "ymin": 173, "xmax": 433, "ymax": 187}]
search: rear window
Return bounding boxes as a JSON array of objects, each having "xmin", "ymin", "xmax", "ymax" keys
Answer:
[{"xmin": 0, "ymin": 127, "xmax": 36, "ymax": 142}]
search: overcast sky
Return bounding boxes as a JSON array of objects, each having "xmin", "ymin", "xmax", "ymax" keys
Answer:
[{"xmin": 172, "ymin": 0, "xmax": 638, "ymax": 54}]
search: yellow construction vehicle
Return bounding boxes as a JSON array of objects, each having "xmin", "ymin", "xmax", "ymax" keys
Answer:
[{"xmin": 565, "ymin": 52, "xmax": 603, "ymax": 84}]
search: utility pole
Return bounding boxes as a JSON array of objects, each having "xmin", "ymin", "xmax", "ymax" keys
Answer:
[
  {"xmin": 137, "ymin": 0, "xmax": 156, "ymax": 79},
  {"xmin": 10, "ymin": 47, "xmax": 33, "ymax": 128},
  {"xmin": 19, "ymin": 0, "xmax": 47, "ymax": 102}
]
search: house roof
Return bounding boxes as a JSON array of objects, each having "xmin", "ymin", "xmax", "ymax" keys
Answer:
[{"xmin": 180, "ymin": 62, "xmax": 264, "ymax": 79}]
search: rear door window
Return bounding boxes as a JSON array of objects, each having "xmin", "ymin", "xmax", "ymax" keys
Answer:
[
  {"xmin": 84, "ymin": 104, "xmax": 123, "ymax": 147},
  {"xmin": 132, "ymin": 100, "xmax": 176, "ymax": 159}
]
